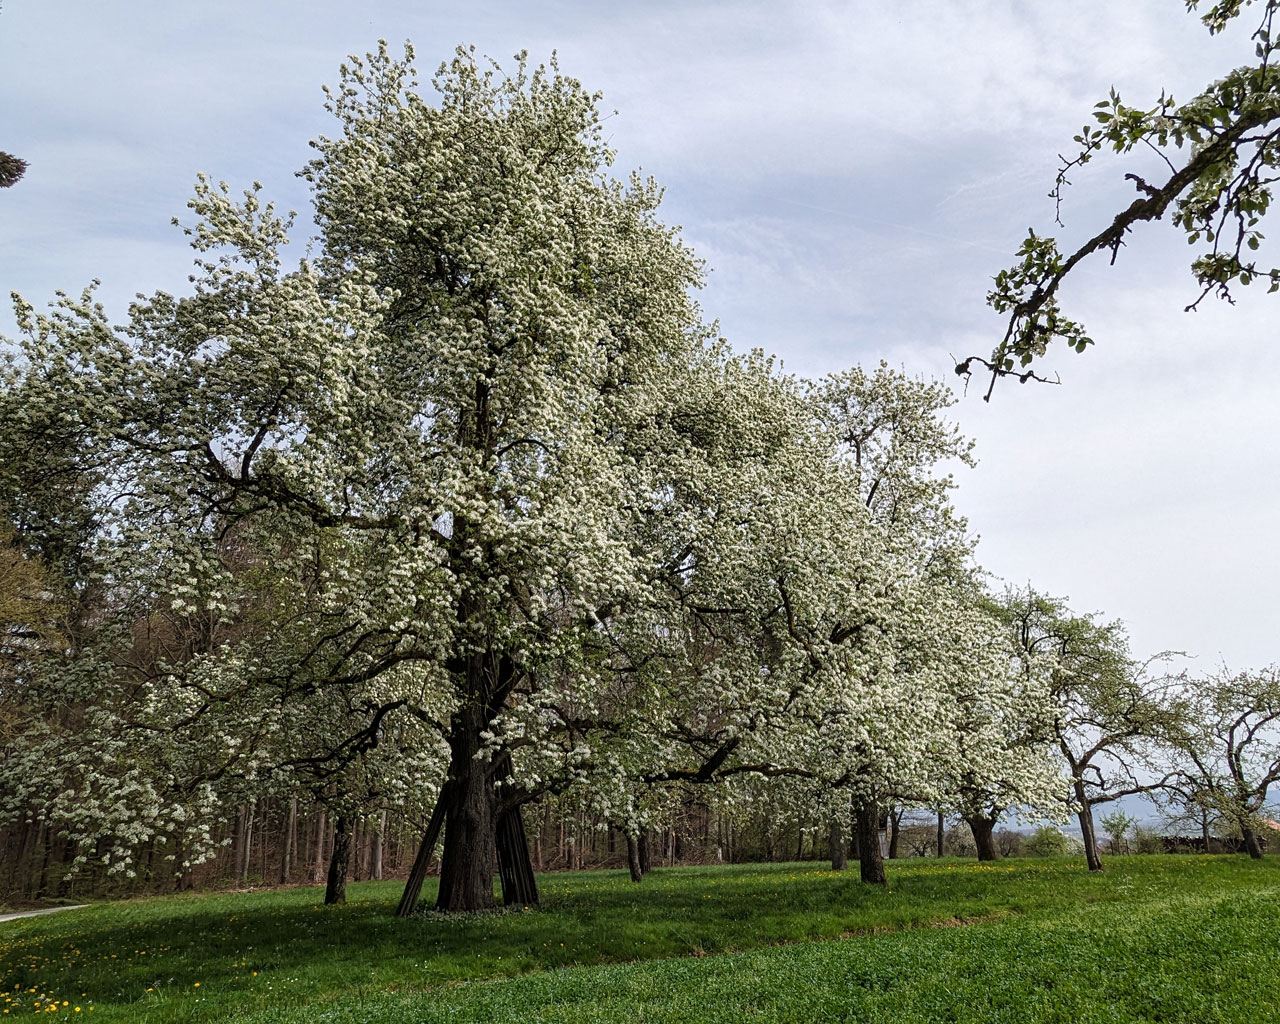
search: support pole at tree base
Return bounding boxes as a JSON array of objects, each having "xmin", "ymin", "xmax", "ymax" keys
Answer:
[
  {"xmin": 496, "ymin": 803, "xmax": 539, "ymax": 906},
  {"xmin": 395, "ymin": 783, "xmax": 450, "ymax": 918}
]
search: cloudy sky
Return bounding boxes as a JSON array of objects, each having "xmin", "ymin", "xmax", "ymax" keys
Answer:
[{"xmin": 2, "ymin": 1, "xmax": 1276, "ymax": 671}]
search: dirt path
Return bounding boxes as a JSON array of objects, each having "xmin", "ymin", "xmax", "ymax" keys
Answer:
[{"xmin": 0, "ymin": 904, "xmax": 88, "ymax": 924}]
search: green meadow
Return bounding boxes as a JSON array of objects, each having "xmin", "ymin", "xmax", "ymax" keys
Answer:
[{"xmin": 2, "ymin": 856, "xmax": 1277, "ymax": 1022}]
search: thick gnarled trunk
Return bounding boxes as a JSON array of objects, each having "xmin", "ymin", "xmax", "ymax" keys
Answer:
[
  {"xmin": 431, "ymin": 691, "xmax": 541, "ymax": 912},
  {"xmin": 855, "ymin": 799, "xmax": 886, "ymax": 885},
  {"xmin": 435, "ymin": 705, "xmax": 499, "ymax": 912},
  {"xmin": 965, "ymin": 812, "xmax": 1000, "ymax": 862}
]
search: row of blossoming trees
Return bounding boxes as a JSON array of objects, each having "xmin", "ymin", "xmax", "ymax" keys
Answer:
[{"xmin": 1, "ymin": 44, "xmax": 1277, "ymax": 913}]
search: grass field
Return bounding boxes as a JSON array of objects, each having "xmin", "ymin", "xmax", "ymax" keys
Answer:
[{"xmin": 2, "ymin": 856, "xmax": 1277, "ymax": 1022}]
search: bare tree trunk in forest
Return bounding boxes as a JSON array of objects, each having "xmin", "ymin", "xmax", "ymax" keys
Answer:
[
  {"xmin": 1074, "ymin": 778, "xmax": 1103, "ymax": 872},
  {"xmin": 231, "ymin": 805, "xmax": 246, "ymax": 882},
  {"xmin": 352, "ymin": 819, "xmax": 364, "ymax": 882},
  {"xmin": 936, "ymin": 810, "xmax": 945, "ymax": 857},
  {"xmin": 372, "ymin": 810, "xmax": 385, "ymax": 880},
  {"xmin": 325, "ymin": 816, "xmax": 352, "ymax": 905},
  {"xmin": 536, "ymin": 801, "xmax": 549, "ymax": 871},
  {"xmin": 626, "ymin": 834, "xmax": 643, "ymax": 882},
  {"xmin": 311, "ymin": 810, "xmax": 328, "ymax": 884},
  {"xmin": 855, "ymin": 799, "xmax": 886, "ymax": 885},
  {"xmin": 35, "ymin": 825, "xmax": 53, "ymax": 899},
  {"xmin": 259, "ymin": 806, "xmax": 269, "ymax": 881},
  {"xmin": 965, "ymin": 812, "xmax": 1000, "ymax": 862},
  {"xmin": 239, "ymin": 801, "xmax": 256, "ymax": 884},
  {"xmin": 280, "ymin": 798, "xmax": 297, "ymax": 884},
  {"xmin": 829, "ymin": 817, "xmax": 846, "ymax": 871},
  {"xmin": 12, "ymin": 822, "xmax": 32, "ymax": 898}
]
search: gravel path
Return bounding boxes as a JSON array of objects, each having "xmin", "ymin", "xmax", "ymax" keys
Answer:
[{"xmin": 0, "ymin": 904, "xmax": 89, "ymax": 924}]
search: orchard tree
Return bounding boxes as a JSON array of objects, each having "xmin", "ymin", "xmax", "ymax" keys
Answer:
[
  {"xmin": 1166, "ymin": 666, "xmax": 1280, "ymax": 858},
  {"xmin": 805, "ymin": 364, "xmax": 977, "ymax": 879},
  {"xmin": 991, "ymin": 587, "xmax": 1187, "ymax": 871},
  {"xmin": 941, "ymin": 609, "xmax": 1063, "ymax": 863},
  {"xmin": 962, "ymin": 0, "xmax": 1280, "ymax": 398},
  {"xmin": 1, "ymin": 40, "xmax": 1071, "ymax": 909},
  {"xmin": 3, "ymin": 44, "xmax": 896, "ymax": 911}
]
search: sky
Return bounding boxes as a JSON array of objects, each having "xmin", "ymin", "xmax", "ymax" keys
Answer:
[{"xmin": 1, "ymin": 0, "xmax": 1277, "ymax": 675}]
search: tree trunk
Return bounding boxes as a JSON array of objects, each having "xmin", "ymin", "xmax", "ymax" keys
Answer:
[
  {"xmin": 231, "ymin": 805, "xmax": 246, "ymax": 882},
  {"xmin": 491, "ymin": 752, "xmax": 539, "ymax": 907},
  {"xmin": 259, "ymin": 804, "xmax": 269, "ymax": 881},
  {"xmin": 1242, "ymin": 824, "xmax": 1264, "ymax": 859},
  {"xmin": 435, "ymin": 701, "xmax": 498, "ymax": 912},
  {"xmin": 829, "ymin": 817, "xmax": 846, "ymax": 871},
  {"xmin": 1075, "ymin": 781, "xmax": 1103, "ymax": 872},
  {"xmin": 887, "ymin": 806, "xmax": 901, "ymax": 860},
  {"xmin": 279, "ymin": 797, "xmax": 297, "ymax": 884},
  {"xmin": 965, "ymin": 812, "xmax": 1000, "ymax": 862},
  {"xmin": 855, "ymin": 799, "xmax": 886, "ymax": 885},
  {"xmin": 626, "ymin": 834, "xmax": 643, "ymax": 882},
  {"xmin": 310, "ymin": 810, "xmax": 328, "ymax": 884},
  {"xmin": 936, "ymin": 810, "xmax": 945, "ymax": 857},
  {"xmin": 395, "ymin": 783, "xmax": 450, "ymax": 917},
  {"xmin": 240, "ymin": 800, "xmax": 256, "ymax": 884},
  {"xmin": 324, "ymin": 816, "xmax": 352, "ymax": 905},
  {"xmin": 371, "ymin": 810, "xmax": 385, "ymax": 881},
  {"xmin": 352, "ymin": 818, "xmax": 364, "ymax": 882},
  {"xmin": 638, "ymin": 831, "xmax": 651, "ymax": 875},
  {"xmin": 34, "ymin": 825, "xmax": 53, "ymax": 900},
  {"xmin": 496, "ymin": 803, "xmax": 539, "ymax": 906}
]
